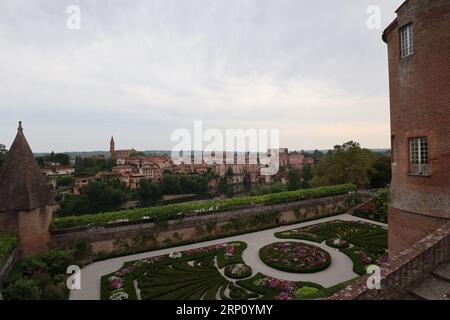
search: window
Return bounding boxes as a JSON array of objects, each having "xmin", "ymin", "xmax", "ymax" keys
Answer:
[
  {"xmin": 409, "ymin": 137, "xmax": 428, "ymax": 175},
  {"xmin": 400, "ymin": 24, "xmax": 414, "ymax": 58}
]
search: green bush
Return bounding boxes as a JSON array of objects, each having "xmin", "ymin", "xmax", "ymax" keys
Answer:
[
  {"xmin": 2, "ymin": 278, "xmax": 42, "ymax": 300},
  {"xmin": 54, "ymin": 184, "xmax": 356, "ymax": 229},
  {"xmin": 0, "ymin": 232, "xmax": 17, "ymax": 264},
  {"xmin": 41, "ymin": 281, "xmax": 68, "ymax": 300},
  {"xmin": 22, "ymin": 249, "xmax": 68, "ymax": 276},
  {"xmin": 295, "ymin": 286, "xmax": 320, "ymax": 299}
]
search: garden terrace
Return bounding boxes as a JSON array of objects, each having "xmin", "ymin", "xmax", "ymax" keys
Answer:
[
  {"xmin": 69, "ymin": 213, "xmax": 386, "ymax": 300},
  {"xmin": 53, "ymin": 184, "xmax": 356, "ymax": 230}
]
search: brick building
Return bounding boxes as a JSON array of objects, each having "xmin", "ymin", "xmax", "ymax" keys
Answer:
[
  {"xmin": 0, "ymin": 122, "xmax": 56, "ymax": 254},
  {"xmin": 109, "ymin": 136, "xmax": 135, "ymax": 159},
  {"xmin": 383, "ymin": 0, "xmax": 450, "ymax": 255}
]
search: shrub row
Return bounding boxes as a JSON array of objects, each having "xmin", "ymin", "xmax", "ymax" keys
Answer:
[{"xmin": 53, "ymin": 184, "xmax": 356, "ymax": 229}]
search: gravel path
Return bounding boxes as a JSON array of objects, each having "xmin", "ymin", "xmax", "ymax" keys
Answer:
[{"xmin": 70, "ymin": 213, "xmax": 386, "ymax": 300}]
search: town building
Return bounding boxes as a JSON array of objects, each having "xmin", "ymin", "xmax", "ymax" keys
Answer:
[
  {"xmin": 109, "ymin": 136, "xmax": 135, "ymax": 159},
  {"xmin": 42, "ymin": 165, "xmax": 75, "ymax": 177},
  {"xmin": 383, "ymin": 0, "xmax": 450, "ymax": 255},
  {"xmin": 0, "ymin": 122, "xmax": 56, "ymax": 254}
]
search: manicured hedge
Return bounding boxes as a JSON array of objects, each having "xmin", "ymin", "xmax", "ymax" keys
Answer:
[
  {"xmin": 54, "ymin": 184, "xmax": 356, "ymax": 229},
  {"xmin": 0, "ymin": 232, "xmax": 17, "ymax": 265}
]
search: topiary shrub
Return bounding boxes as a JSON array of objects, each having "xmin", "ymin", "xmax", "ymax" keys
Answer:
[{"xmin": 295, "ymin": 286, "xmax": 320, "ymax": 299}]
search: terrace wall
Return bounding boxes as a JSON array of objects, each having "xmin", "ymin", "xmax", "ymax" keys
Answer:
[
  {"xmin": 49, "ymin": 193, "xmax": 365, "ymax": 257},
  {"xmin": 328, "ymin": 222, "xmax": 450, "ymax": 300}
]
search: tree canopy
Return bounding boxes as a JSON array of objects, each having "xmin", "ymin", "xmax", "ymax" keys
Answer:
[{"xmin": 311, "ymin": 141, "xmax": 378, "ymax": 188}]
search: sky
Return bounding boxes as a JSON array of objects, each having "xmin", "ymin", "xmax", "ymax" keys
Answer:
[{"xmin": 0, "ymin": 0, "xmax": 405, "ymax": 153}]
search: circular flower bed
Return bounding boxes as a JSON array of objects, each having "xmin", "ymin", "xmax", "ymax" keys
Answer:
[
  {"xmin": 224, "ymin": 263, "xmax": 252, "ymax": 279},
  {"xmin": 325, "ymin": 238, "xmax": 350, "ymax": 249},
  {"xmin": 259, "ymin": 242, "xmax": 331, "ymax": 273}
]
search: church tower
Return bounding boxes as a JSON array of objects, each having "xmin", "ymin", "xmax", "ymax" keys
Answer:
[
  {"xmin": 110, "ymin": 136, "xmax": 115, "ymax": 156},
  {"xmin": 0, "ymin": 122, "xmax": 56, "ymax": 254}
]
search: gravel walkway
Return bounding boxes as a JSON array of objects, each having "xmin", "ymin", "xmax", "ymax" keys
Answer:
[{"xmin": 70, "ymin": 213, "xmax": 386, "ymax": 300}]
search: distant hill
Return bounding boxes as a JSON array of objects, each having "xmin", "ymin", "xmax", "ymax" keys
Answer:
[
  {"xmin": 34, "ymin": 149, "xmax": 390, "ymax": 158},
  {"xmin": 33, "ymin": 150, "xmax": 172, "ymax": 158}
]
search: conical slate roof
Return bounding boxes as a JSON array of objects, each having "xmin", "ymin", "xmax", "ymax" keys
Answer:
[{"xmin": 0, "ymin": 122, "xmax": 52, "ymax": 212}]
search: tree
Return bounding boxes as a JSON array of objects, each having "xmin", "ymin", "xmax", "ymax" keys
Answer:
[
  {"xmin": 287, "ymin": 169, "xmax": 301, "ymax": 191},
  {"xmin": 161, "ymin": 173, "xmax": 182, "ymax": 194},
  {"xmin": 54, "ymin": 153, "xmax": 70, "ymax": 166},
  {"xmin": 35, "ymin": 156, "xmax": 45, "ymax": 167},
  {"xmin": 56, "ymin": 176, "xmax": 75, "ymax": 188},
  {"xmin": 300, "ymin": 164, "xmax": 313, "ymax": 188},
  {"xmin": 311, "ymin": 141, "xmax": 375, "ymax": 188},
  {"xmin": 139, "ymin": 179, "xmax": 161, "ymax": 200},
  {"xmin": 0, "ymin": 150, "xmax": 7, "ymax": 167},
  {"xmin": 310, "ymin": 150, "xmax": 324, "ymax": 163},
  {"xmin": 58, "ymin": 179, "xmax": 129, "ymax": 215},
  {"xmin": 369, "ymin": 154, "xmax": 391, "ymax": 188},
  {"xmin": 74, "ymin": 156, "xmax": 116, "ymax": 177}
]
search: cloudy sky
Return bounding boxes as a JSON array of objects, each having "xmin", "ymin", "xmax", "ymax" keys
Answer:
[{"xmin": 0, "ymin": 0, "xmax": 404, "ymax": 152}]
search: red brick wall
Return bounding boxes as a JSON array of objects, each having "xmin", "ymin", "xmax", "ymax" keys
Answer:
[
  {"xmin": 385, "ymin": 0, "xmax": 450, "ymax": 255},
  {"xmin": 388, "ymin": 207, "xmax": 447, "ymax": 255},
  {"xmin": 17, "ymin": 206, "xmax": 54, "ymax": 255}
]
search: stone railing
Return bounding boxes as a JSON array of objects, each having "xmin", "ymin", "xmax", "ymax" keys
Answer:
[{"xmin": 328, "ymin": 222, "xmax": 450, "ymax": 300}]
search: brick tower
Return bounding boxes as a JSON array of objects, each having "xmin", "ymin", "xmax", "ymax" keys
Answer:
[
  {"xmin": 0, "ymin": 122, "xmax": 56, "ymax": 254},
  {"xmin": 383, "ymin": 0, "xmax": 450, "ymax": 255}
]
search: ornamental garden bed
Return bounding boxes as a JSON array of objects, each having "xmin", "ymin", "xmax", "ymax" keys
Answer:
[
  {"xmin": 275, "ymin": 220, "xmax": 388, "ymax": 274},
  {"xmin": 259, "ymin": 242, "xmax": 331, "ymax": 273},
  {"xmin": 100, "ymin": 240, "xmax": 350, "ymax": 300},
  {"xmin": 237, "ymin": 273, "xmax": 356, "ymax": 300},
  {"xmin": 101, "ymin": 241, "xmax": 250, "ymax": 300}
]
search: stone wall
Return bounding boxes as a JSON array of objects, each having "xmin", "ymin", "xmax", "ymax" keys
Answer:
[
  {"xmin": 50, "ymin": 193, "xmax": 363, "ymax": 257},
  {"xmin": 328, "ymin": 221, "xmax": 450, "ymax": 300}
]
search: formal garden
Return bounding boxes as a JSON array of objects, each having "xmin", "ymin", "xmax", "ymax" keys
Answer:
[{"xmin": 100, "ymin": 217, "xmax": 388, "ymax": 301}]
